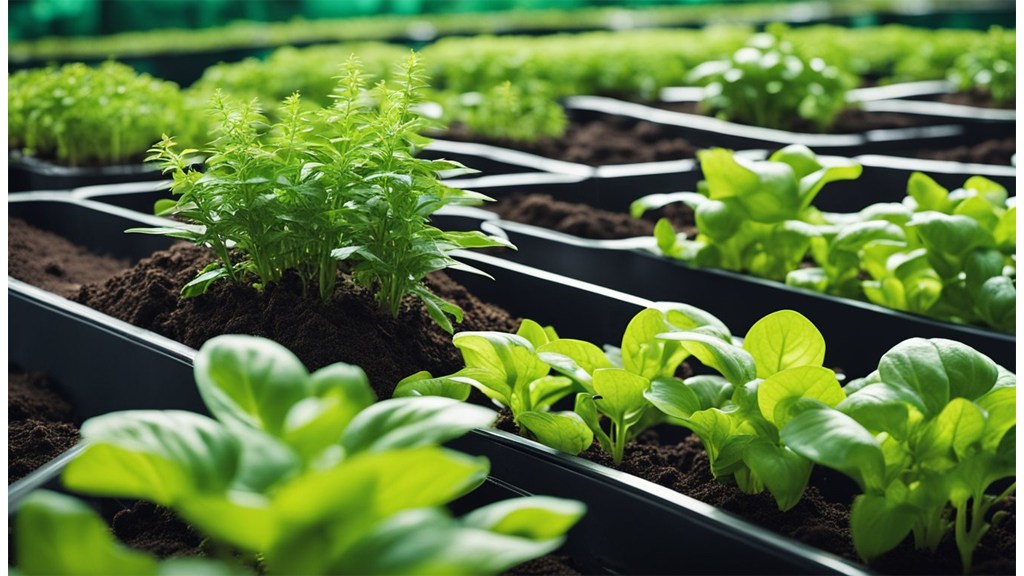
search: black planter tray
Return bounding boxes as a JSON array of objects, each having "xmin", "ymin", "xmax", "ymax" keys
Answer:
[
  {"xmin": 447, "ymin": 153, "xmax": 1015, "ymax": 216},
  {"xmin": 478, "ymin": 218, "xmax": 1016, "ymax": 375},
  {"xmin": 563, "ymin": 94, "xmax": 993, "ymax": 158},
  {"xmin": 9, "ymin": 151, "xmax": 168, "ymax": 193},
  {"xmin": 423, "ymin": 138, "xmax": 595, "ymax": 178},
  {"xmin": 7, "ymin": 194, "xmax": 869, "ymax": 575}
]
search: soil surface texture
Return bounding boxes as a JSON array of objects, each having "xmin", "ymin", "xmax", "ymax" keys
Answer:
[
  {"xmin": 439, "ymin": 117, "xmax": 700, "ymax": 166},
  {"xmin": 489, "ymin": 193, "xmax": 697, "ymax": 241},
  {"xmin": 655, "ymin": 100, "xmax": 930, "ymax": 134},
  {"xmin": 8, "ymin": 371, "xmax": 79, "ymax": 484},
  {"xmin": 582, "ymin": 429, "xmax": 1015, "ymax": 575},
  {"xmin": 8, "ymin": 217, "xmax": 132, "ymax": 298},
  {"xmin": 915, "ymin": 137, "xmax": 1016, "ymax": 166},
  {"xmin": 73, "ymin": 243, "xmax": 519, "ymax": 398},
  {"xmin": 112, "ymin": 502, "xmax": 204, "ymax": 559}
]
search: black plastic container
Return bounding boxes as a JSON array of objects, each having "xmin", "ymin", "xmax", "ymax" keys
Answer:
[
  {"xmin": 564, "ymin": 95, "xmax": 1006, "ymax": 158},
  {"xmin": 9, "ymin": 153, "xmax": 168, "ymax": 193},
  {"xmin": 481, "ymin": 219, "xmax": 1016, "ymax": 375}
]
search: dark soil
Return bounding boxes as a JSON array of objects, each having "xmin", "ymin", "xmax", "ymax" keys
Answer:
[
  {"xmin": 504, "ymin": 555, "xmax": 581, "ymax": 576},
  {"xmin": 112, "ymin": 502, "xmax": 203, "ymax": 559},
  {"xmin": 73, "ymin": 243, "xmax": 520, "ymax": 398},
  {"xmin": 655, "ymin": 100, "xmax": 929, "ymax": 134},
  {"xmin": 489, "ymin": 193, "xmax": 697, "ymax": 241},
  {"xmin": 8, "ymin": 371, "xmax": 79, "ymax": 484},
  {"xmin": 439, "ymin": 117, "xmax": 700, "ymax": 166},
  {"xmin": 915, "ymin": 137, "xmax": 1016, "ymax": 166},
  {"xmin": 584, "ymin": 429, "xmax": 1015, "ymax": 575},
  {"xmin": 938, "ymin": 89, "xmax": 1015, "ymax": 110},
  {"xmin": 8, "ymin": 217, "xmax": 132, "ymax": 298}
]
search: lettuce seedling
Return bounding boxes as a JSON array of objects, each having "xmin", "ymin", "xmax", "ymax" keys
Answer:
[
  {"xmin": 687, "ymin": 28, "xmax": 856, "ymax": 132},
  {"xmin": 789, "ymin": 173, "xmax": 1016, "ymax": 332},
  {"xmin": 632, "ymin": 144, "xmax": 861, "ymax": 280},
  {"xmin": 948, "ymin": 26, "xmax": 1015, "ymax": 106},
  {"xmin": 644, "ymin": 310, "xmax": 843, "ymax": 511},
  {"xmin": 44, "ymin": 334, "xmax": 584, "ymax": 575},
  {"xmin": 14, "ymin": 490, "xmax": 236, "ymax": 576},
  {"xmin": 137, "ymin": 54, "xmax": 512, "ymax": 332},
  {"xmin": 396, "ymin": 319, "xmax": 594, "ymax": 455},
  {"xmin": 781, "ymin": 339, "xmax": 1016, "ymax": 572},
  {"xmin": 8, "ymin": 61, "xmax": 201, "ymax": 167}
]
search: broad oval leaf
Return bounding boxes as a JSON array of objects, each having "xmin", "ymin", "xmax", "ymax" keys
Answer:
[
  {"xmin": 743, "ymin": 310, "xmax": 826, "ymax": 378},
  {"xmin": 517, "ymin": 411, "xmax": 594, "ymax": 455},
  {"xmin": 758, "ymin": 365, "xmax": 844, "ymax": 427},
  {"xmin": 781, "ymin": 408, "xmax": 885, "ymax": 491},
  {"xmin": 340, "ymin": 396, "xmax": 497, "ymax": 455},
  {"xmin": 656, "ymin": 331, "xmax": 756, "ymax": 386}
]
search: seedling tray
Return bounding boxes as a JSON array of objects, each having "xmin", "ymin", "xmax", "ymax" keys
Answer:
[
  {"xmin": 9, "ymin": 152, "xmax": 168, "ymax": 193},
  {"xmin": 564, "ymin": 95, "xmax": 1000, "ymax": 158},
  {"xmin": 8, "ymin": 194, "xmax": 867, "ymax": 575},
  {"xmin": 480, "ymin": 218, "xmax": 1016, "ymax": 375}
]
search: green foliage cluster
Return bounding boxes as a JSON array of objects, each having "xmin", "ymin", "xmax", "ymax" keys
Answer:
[
  {"xmin": 8, "ymin": 1, "xmax": 898, "ymax": 62},
  {"xmin": 947, "ymin": 26, "xmax": 1015, "ymax": 105},
  {"xmin": 14, "ymin": 334, "xmax": 585, "ymax": 575},
  {"xmin": 399, "ymin": 305, "xmax": 1016, "ymax": 572},
  {"xmin": 688, "ymin": 30, "xmax": 856, "ymax": 131},
  {"xmin": 138, "ymin": 54, "xmax": 511, "ymax": 332},
  {"xmin": 7, "ymin": 61, "xmax": 202, "ymax": 166},
  {"xmin": 633, "ymin": 146, "xmax": 1016, "ymax": 332},
  {"xmin": 784, "ymin": 339, "xmax": 1015, "ymax": 572},
  {"xmin": 191, "ymin": 43, "xmax": 410, "ymax": 111},
  {"xmin": 438, "ymin": 81, "xmax": 568, "ymax": 142}
]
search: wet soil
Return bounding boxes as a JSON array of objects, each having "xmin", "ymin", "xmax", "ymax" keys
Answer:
[
  {"xmin": 439, "ymin": 117, "xmax": 700, "ymax": 166},
  {"xmin": 915, "ymin": 137, "xmax": 1016, "ymax": 166},
  {"xmin": 8, "ymin": 371, "xmax": 79, "ymax": 484},
  {"xmin": 8, "ymin": 217, "xmax": 132, "ymax": 298},
  {"xmin": 504, "ymin": 555, "xmax": 581, "ymax": 575},
  {"xmin": 938, "ymin": 89, "xmax": 1015, "ymax": 110},
  {"xmin": 72, "ymin": 243, "xmax": 519, "ymax": 399},
  {"xmin": 489, "ymin": 193, "xmax": 697, "ymax": 241}
]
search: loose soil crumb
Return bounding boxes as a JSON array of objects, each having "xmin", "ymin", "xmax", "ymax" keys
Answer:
[
  {"xmin": 74, "ymin": 243, "xmax": 519, "ymax": 398},
  {"xmin": 489, "ymin": 193, "xmax": 697, "ymax": 241},
  {"xmin": 439, "ymin": 117, "xmax": 700, "ymax": 166},
  {"xmin": 915, "ymin": 137, "xmax": 1016, "ymax": 166},
  {"xmin": 112, "ymin": 502, "xmax": 203, "ymax": 559},
  {"xmin": 504, "ymin": 555, "xmax": 581, "ymax": 576},
  {"xmin": 583, "ymin": 429, "xmax": 1015, "ymax": 575},
  {"xmin": 8, "ymin": 217, "xmax": 132, "ymax": 298},
  {"xmin": 8, "ymin": 371, "xmax": 79, "ymax": 484}
]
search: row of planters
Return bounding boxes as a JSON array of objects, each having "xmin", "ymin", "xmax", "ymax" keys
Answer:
[
  {"xmin": 8, "ymin": 51, "xmax": 1016, "ymax": 575},
  {"xmin": 8, "ymin": 23, "xmax": 1015, "ymax": 191}
]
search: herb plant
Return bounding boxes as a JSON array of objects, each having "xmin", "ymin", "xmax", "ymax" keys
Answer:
[
  {"xmin": 781, "ymin": 339, "xmax": 1015, "ymax": 572},
  {"xmin": 15, "ymin": 334, "xmax": 585, "ymax": 575},
  {"xmin": 138, "ymin": 54, "xmax": 511, "ymax": 332},
  {"xmin": 8, "ymin": 61, "xmax": 200, "ymax": 167},
  {"xmin": 439, "ymin": 81, "xmax": 568, "ymax": 143},
  {"xmin": 947, "ymin": 26, "xmax": 1015, "ymax": 106},
  {"xmin": 687, "ymin": 29, "xmax": 856, "ymax": 132}
]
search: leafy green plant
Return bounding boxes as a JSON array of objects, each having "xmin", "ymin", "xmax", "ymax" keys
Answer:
[
  {"xmin": 781, "ymin": 338, "xmax": 1015, "ymax": 573},
  {"xmin": 687, "ymin": 29, "xmax": 856, "ymax": 132},
  {"xmin": 947, "ymin": 26, "xmax": 1015, "ymax": 105},
  {"xmin": 439, "ymin": 81, "xmax": 568, "ymax": 142},
  {"xmin": 788, "ymin": 173, "xmax": 1016, "ymax": 332},
  {"xmin": 7, "ymin": 61, "xmax": 201, "ymax": 167},
  {"xmin": 137, "ymin": 54, "xmax": 512, "ymax": 332},
  {"xmin": 632, "ymin": 144, "xmax": 861, "ymax": 281},
  {"xmin": 13, "ymin": 334, "xmax": 584, "ymax": 576}
]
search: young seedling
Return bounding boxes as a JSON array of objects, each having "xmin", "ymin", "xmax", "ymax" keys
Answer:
[
  {"xmin": 136, "ymin": 54, "xmax": 513, "ymax": 332},
  {"xmin": 781, "ymin": 338, "xmax": 1015, "ymax": 573},
  {"xmin": 23, "ymin": 334, "xmax": 584, "ymax": 576},
  {"xmin": 948, "ymin": 26, "xmax": 1015, "ymax": 106}
]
